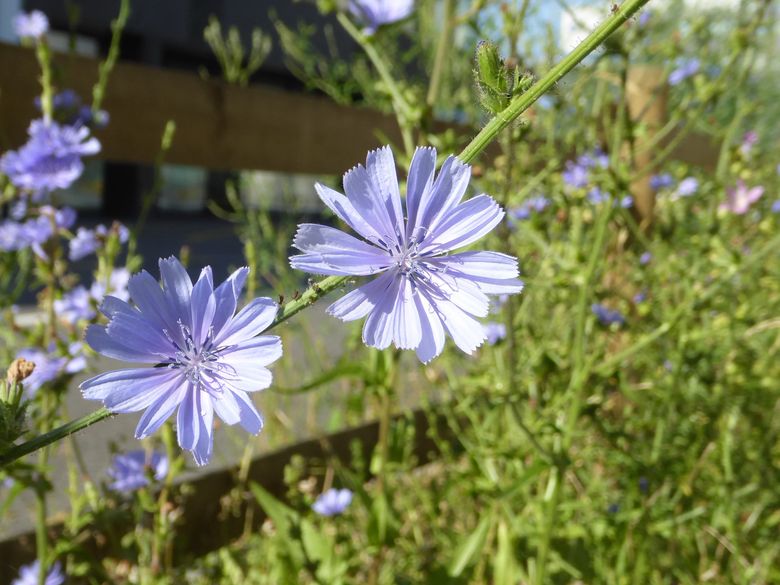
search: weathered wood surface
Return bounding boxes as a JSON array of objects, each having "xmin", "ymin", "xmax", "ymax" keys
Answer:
[{"xmin": 0, "ymin": 42, "xmax": 409, "ymax": 174}]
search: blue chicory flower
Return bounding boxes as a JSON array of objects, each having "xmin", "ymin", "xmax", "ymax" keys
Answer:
[
  {"xmin": 676, "ymin": 177, "xmax": 699, "ymax": 197},
  {"xmin": 562, "ymin": 160, "xmax": 589, "ymax": 189},
  {"xmin": 639, "ymin": 252, "xmax": 652, "ymax": 265},
  {"xmin": 771, "ymin": 200, "xmax": 780, "ymax": 214},
  {"xmin": 719, "ymin": 180, "xmax": 764, "ymax": 215},
  {"xmin": 587, "ymin": 187, "xmax": 607, "ymax": 204},
  {"xmin": 508, "ymin": 196, "xmax": 550, "ymax": 223},
  {"xmin": 0, "ymin": 120, "xmax": 100, "ymax": 197},
  {"xmin": 347, "ymin": 0, "xmax": 414, "ymax": 34},
  {"xmin": 14, "ymin": 11, "xmax": 49, "ymax": 39},
  {"xmin": 54, "ymin": 286, "xmax": 95, "ymax": 323},
  {"xmin": 633, "ymin": 290, "xmax": 647, "ymax": 304},
  {"xmin": 90, "ymin": 267, "xmax": 131, "ymax": 303},
  {"xmin": 483, "ymin": 322, "xmax": 506, "ymax": 345},
  {"xmin": 618, "ymin": 195, "xmax": 633, "ymax": 209},
  {"xmin": 0, "ymin": 207, "xmax": 74, "ymax": 257},
  {"xmin": 650, "ymin": 173, "xmax": 674, "ymax": 191},
  {"xmin": 577, "ymin": 149, "xmax": 609, "ymax": 170},
  {"xmin": 668, "ymin": 58, "xmax": 699, "ymax": 86},
  {"xmin": 591, "ymin": 303, "xmax": 625, "ymax": 326},
  {"xmin": 69, "ymin": 222, "xmax": 129, "ymax": 261},
  {"xmin": 638, "ymin": 9, "xmax": 652, "ymax": 27},
  {"xmin": 80, "ymin": 257, "xmax": 283, "ymax": 466},
  {"xmin": 107, "ymin": 450, "xmax": 169, "ymax": 493},
  {"xmin": 312, "ymin": 488, "xmax": 353, "ymax": 516},
  {"xmin": 289, "ymin": 146, "xmax": 523, "ymax": 363},
  {"xmin": 12, "ymin": 560, "xmax": 65, "ymax": 585},
  {"xmin": 739, "ymin": 130, "xmax": 758, "ymax": 157}
]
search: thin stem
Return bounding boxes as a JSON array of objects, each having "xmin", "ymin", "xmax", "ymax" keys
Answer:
[
  {"xmin": 425, "ymin": 0, "xmax": 454, "ymax": 108},
  {"xmin": 459, "ymin": 0, "xmax": 651, "ymax": 164},
  {"xmin": 35, "ymin": 42, "xmax": 53, "ymax": 123},
  {"xmin": 337, "ymin": 13, "xmax": 415, "ymax": 156},
  {"xmin": 92, "ymin": 0, "xmax": 130, "ymax": 113}
]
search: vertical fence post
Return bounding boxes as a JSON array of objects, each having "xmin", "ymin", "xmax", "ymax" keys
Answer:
[{"xmin": 626, "ymin": 65, "xmax": 667, "ymax": 228}]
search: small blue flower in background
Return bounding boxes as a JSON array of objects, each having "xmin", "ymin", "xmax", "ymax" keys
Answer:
[
  {"xmin": 771, "ymin": 200, "xmax": 780, "ymax": 214},
  {"xmin": 69, "ymin": 222, "xmax": 129, "ymax": 261},
  {"xmin": 638, "ymin": 8, "xmax": 652, "ymax": 27},
  {"xmin": 108, "ymin": 450, "xmax": 169, "ymax": 493},
  {"xmin": 650, "ymin": 173, "xmax": 674, "ymax": 191},
  {"xmin": 668, "ymin": 58, "xmax": 699, "ymax": 86},
  {"xmin": 562, "ymin": 160, "xmax": 589, "ymax": 189},
  {"xmin": 80, "ymin": 257, "xmax": 283, "ymax": 466},
  {"xmin": 663, "ymin": 360, "xmax": 674, "ymax": 372},
  {"xmin": 17, "ymin": 342, "xmax": 85, "ymax": 397},
  {"xmin": 483, "ymin": 322, "xmax": 506, "ymax": 345},
  {"xmin": 591, "ymin": 304, "xmax": 625, "ymax": 326},
  {"xmin": 639, "ymin": 252, "xmax": 652, "ymax": 265},
  {"xmin": 54, "ymin": 286, "xmax": 95, "ymax": 323},
  {"xmin": 348, "ymin": 0, "xmax": 414, "ymax": 34},
  {"xmin": 618, "ymin": 195, "xmax": 633, "ymax": 209},
  {"xmin": 12, "ymin": 560, "xmax": 65, "ymax": 585},
  {"xmin": 90, "ymin": 267, "xmax": 131, "ymax": 303},
  {"xmin": 0, "ymin": 120, "xmax": 100, "ymax": 197},
  {"xmin": 633, "ymin": 290, "xmax": 647, "ymax": 304},
  {"xmin": 312, "ymin": 488, "xmax": 353, "ymax": 517},
  {"xmin": 675, "ymin": 177, "xmax": 699, "ymax": 198},
  {"xmin": 508, "ymin": 196, "xmax": 550, "ymax": 224},
  {"xmin": 577, "ymin": 149, "xmax": 609, "ymax": 170},
  {"xmin": 0, "ymin": 206, "xmax": 77, "ymax": 258},
  {"xmin": 14, "ymin": 11, "xmax": 49, "ymax": 40},
  {"xmin": 638, "ymin": 476, "xmax": 649, "ymax": 494},
  {"xmin": 290, "ymin": 146, "xmax": 523, "ymax": 363},
  {"xmin": 607, "ymin": 502, "xmax": 620, "ymax": 515},
  {"xmin": 587, "ymin": 187, "xmax": 607, "ymax": 204},
  {"xmin": 34, "ymin": 89, "xmax": 110, "ymax": 130}
]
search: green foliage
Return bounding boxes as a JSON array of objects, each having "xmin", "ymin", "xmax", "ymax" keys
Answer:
[{"xmin": 202, "ymin": 15, "xmax": 272, "ymax": 86}]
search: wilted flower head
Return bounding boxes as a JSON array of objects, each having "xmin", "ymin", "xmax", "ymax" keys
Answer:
[
  {"xmin": 14, "ymin": 11, "xmax": 49, "ymax": 39},
  {"xmin": 719, "ymin": 180, "xmax": 764, "ymax": 215},
  {"xmin": 17, "ymin": 342, "xmax": 85, "ymax": 397},
  {"xmin": 107, "ymin": 450, "xmax": 169, "ymax": 493},
  {"xmin": 591, "ymin": 303, "xmax": 625, "ymax": 326},
  {"xmin": 289, "ymin": 146, "xmax": 523, "ymax": 362},
  {"xmin": 312, "ymin": 488, "xmax": 353, "ymax": 516},
  {"xmin": 650, "ymin": 173, "xmax": 674, "ymax": 191},
  {"xmin": 676, "ymin": 177, "xmax": 699, "ymax": 198},
  {"xmin": 483, "ymin": 322, "xmax": 506, "ymax": 345},
  {"xmin": 80, "ymin": 257, "xmax": 283, "ymax": 465},
  {"xmin": 0, "ymin": 120, "xmax": 100, "ymax": 196},
  {"xmin": 348, "ymin": 0, "xmax": 414, "ymax": 34},
  {"xmin": 668, "ymin": 58, "xmax": 699, "ymax": 86},
  {"xmin": 12, "ymin": 560, "xmax": 64, "ymax": 585}
]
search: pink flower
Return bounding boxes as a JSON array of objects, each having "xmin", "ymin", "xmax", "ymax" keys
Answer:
[{"xmin": 719, "ymin": 180, "xmax": 764, "ymax": 215}]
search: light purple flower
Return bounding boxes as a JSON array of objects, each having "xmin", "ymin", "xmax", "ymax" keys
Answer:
[
  {"xmin": 650, "ymin": 173, "xmax": 674, "ymax": 191},
  {"xmin": 591, "ymin": 303, "xmax": 625, "ymax": 326},
  {"xmin": 668, "ymin": 58, "xmax": 699, "ymax": 86},
  {"xmin": 483, "ymin": 322, "xmax": 506, "ymax": 345},
  {"xmin": 676, "ymin": 177, "xmax": 699, "ymax": 197},
  {"xmin": 508, "ymin": 196, "xmax": 550, "ymax": 223},
  {"xmin": 80, "ymin": 257, "xmax": 283, "ymax": 466},
  {"xmin": 618, "ymin": 195, "xmax": 633, "ymax": 209},
  {"xmin": 54, "ymin": 286, "xmax": 95, "ymax": 323},
  {"xmin": 771, "ymin": 200, "xmax": 780, "ymax": 214},
  {"xmin": 90, "ymin": 267, "xmax": 131, "ymax": 303},
  {"xmin": 348, "ymin": 0, "xmax": 414, "ymax": 34},
  {"xmin": 289, "ymin": 146, "xmax": 523, "ymax": 363},
  {"xmin": 562, "ymin": 161, "xmax": 589, "ymax": 189},
  {"xmin": 12, "ymin": 560, "xmax": 65, "ymax": 585},
  {"xmin": 107, "ymin": 450, "xmax": 169, "ymax": 493},
  {"xmin": 577, "ymin": 149, "xmax": 609, "ymax": 170},
  {"xmin": 639, "ymin": 252, "xmax": 652, "ymax": 265},
  {"xmin": 0, "ymin": 120, "xmax": 100, "ymax": 196},
  {"xmin": 13, "ymin": 11, "xmax": 49, "ymax": 39},
  {"xmin": 719, "ymin": 180, "xmax": 764, "ymax": 215},
  {"xmin": 638, "ymin": 8, "xmax": 652, "ymax": 27},
  {"xmin": 633, "ymin": 290, "xmax": 647, "ymax": 304},
  {"xmin": 312, "ymin": 488, "xmax": 353, "ymax": 516},
  {"xmin": 739, "ymin": 131, "xmax": 758, "ymax": 157},
  {"xmin": 69, "ymin": 227, "xmax": 100, "ymax": 261}
]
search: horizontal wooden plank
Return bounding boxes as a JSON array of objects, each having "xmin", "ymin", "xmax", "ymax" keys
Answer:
[
  {"xmin": 0, "ymin": 407, "xmax": 458, "ymax": 580},
  {"xmin": 0, "ymin": 42, "xmax": 413, "ymax": 174}
]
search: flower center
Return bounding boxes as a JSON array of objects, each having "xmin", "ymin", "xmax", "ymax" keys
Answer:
[{"xmin": 164, "ymin": 321, "xmax": 223, "ymax": 387}]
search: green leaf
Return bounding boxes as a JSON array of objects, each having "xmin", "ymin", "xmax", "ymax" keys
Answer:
[
  {"xmin": 448, "ymin": 514, "xmax": 492, "ymax": 577},
  {"xmin": 249, "ymin": 482, "xmax": 298, "ymax": 534},
  {"xmin": 301, "ymin": 518, "xmax": 330, "ymax": 564},
  {"xmin": 493, "ymin": 520, "xmax": 516, "ymax": 585}
]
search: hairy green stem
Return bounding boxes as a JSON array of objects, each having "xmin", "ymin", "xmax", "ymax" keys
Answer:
[
  {"xmin": 459, "ymin": 0, "xmax": 651, "ymax": 164},
  {"xmin": 35, "ymin": 42, "xmax": 53, "ymax": 123},
  {"xmin": 92, "ymin": 0, "xmax": 130, "ymax": 113}
]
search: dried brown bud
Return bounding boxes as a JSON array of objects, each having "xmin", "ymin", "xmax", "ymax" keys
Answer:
[
  {"xmin": 471, "ymin": 165, "xmax": 485, "ymax": 178},
  {"xmin": 6, "ymin": 358, "xmax": 35, "ymax": 385}
]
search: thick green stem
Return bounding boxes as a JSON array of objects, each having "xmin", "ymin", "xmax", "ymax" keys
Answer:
[{"xmin": 459, "ymin": 0, "xmax": 651, "ymax": 164}]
